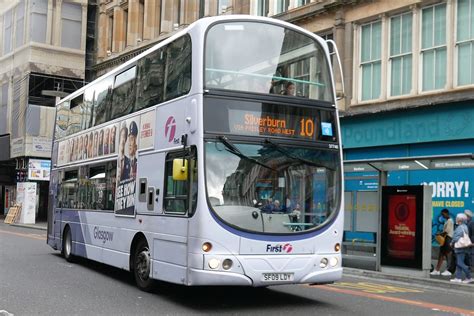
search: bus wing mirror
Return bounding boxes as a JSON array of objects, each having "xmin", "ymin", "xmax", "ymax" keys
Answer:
[
  {"xmin": 173, "ymin": 158, "xmax": 188, "ymax": 181},
  {"xmin": 326, "ymin": 39, "xmax": 345, "ymax": 102}
]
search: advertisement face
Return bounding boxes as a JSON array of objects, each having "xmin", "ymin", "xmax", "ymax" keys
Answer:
[
  {"xmin": 387, "ymin": 194, "xmax": 417, "ymax": 259},
  {"xmin": 381, "ymin": 186, "xmax": 424, "ymax": 269},
  {"xmin": 28, "ymin": 159, "xmax": 51, "ymax": 181},
  {"xmin": 115, "ymin": 117, "xmax": 140, "ymax": 216}
]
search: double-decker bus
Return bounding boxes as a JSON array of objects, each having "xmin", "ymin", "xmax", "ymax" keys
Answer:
[{"xmin": 47, "ymin": 15, "xmax": 344, "ymax": 290}]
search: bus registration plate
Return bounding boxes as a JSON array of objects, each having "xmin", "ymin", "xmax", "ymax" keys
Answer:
[{"xmin": 261, "ymin": 272, "xmax": 294, "ymax": 282}]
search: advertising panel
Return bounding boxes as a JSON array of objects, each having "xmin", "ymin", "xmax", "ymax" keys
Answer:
[
  {"xmin": 115, "ymin": 117, "xmax": 140, "ymax": 216},
  {"xmin": 16, "ymin": 182, "xmax": 37, "ymax": 224},
  {"xmin": 381, "ymin": 186, "xmax": 424, "ymax": 269},
  {"xmin": 139, "ymin": 110, "xmax": 155, "ymax": 150},
  {"xmin": 386, "ymin": 194, "xmax": 417, "ymax": 259},
  {"xmin": 57, "ymin": 124, "xmax": 118, "ymax": 166},
  {"xmin": 28, "ymin": 159, "xmax": 51, "ymax": 181}
]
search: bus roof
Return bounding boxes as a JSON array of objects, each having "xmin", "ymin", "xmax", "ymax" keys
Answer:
[{"xmin": 58, "ymin": 15, "xmax": 328, "ymax": 105}]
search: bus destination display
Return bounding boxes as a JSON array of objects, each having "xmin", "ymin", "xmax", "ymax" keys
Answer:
[{"xmin": 229, "ymin": 109, "xmax": 320, "ymax": 140}]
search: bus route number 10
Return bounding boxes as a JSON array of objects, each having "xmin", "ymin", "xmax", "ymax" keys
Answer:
[{"xmin": 299, "ymin": 118, "xmax": 315, "ymax": 138}]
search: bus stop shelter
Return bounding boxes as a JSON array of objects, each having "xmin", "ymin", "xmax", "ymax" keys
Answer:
[{"xmin": 342, "ymin": 153, "xmax": 474, "ymax": 272}]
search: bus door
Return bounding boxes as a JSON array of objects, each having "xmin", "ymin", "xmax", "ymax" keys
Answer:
[{"xmin": 48, "ymin": 169, "xmax": 62, "ymax": 248}]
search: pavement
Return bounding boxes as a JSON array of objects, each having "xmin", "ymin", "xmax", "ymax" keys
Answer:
[{"xmin": 3, "ymin": 218, "xmax": 473, "ymax": 294}]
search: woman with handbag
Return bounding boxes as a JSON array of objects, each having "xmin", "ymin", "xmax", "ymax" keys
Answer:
[
  {"xmin": 431, "ymin": 209, "xmax": 454, "ymax": 276},
  {"xmin": 450, "ymin": 213, "xmax": 473, "ymax": 283}
]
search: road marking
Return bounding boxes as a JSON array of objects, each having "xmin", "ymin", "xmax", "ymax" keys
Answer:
[
  {"xmin": 314, "ymin": 284, "xmax": 474, "ymax": 315},
  {"xmin": 0, "ymin": 229, "xmax": 46, "ymax": 241},
  {"xmin": 329, "ymin": 281, "xmax": 423, "ymax": 294},
  {"xmin": 0, "ymin": 310, "xmax": 14, "ymax": 316}
]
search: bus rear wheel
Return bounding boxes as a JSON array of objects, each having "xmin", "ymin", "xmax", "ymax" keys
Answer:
[
  {"xmin": 133, "ymin": 239, "xmax": 154, "ymax": 291},
  {"xmin": 62, "ymin": 226, "xmax": 75, "ymax": 263}
]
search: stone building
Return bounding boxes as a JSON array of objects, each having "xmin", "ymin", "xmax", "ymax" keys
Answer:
[
  {"xmin": 0, "ymin": 0, "xmax": 88, "ymax": 220},
  {"xmin": 88, "ymin": 0, "xmax": 251, "ymax": 78},
  {"xmin": 255, "ymin": 0, "xmax": 473, "ymax": 268}
]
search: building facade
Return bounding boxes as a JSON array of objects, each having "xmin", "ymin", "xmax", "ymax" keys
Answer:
[
  {"xmin": 83, "ymin": 0, "xmax": 473, "ymax": 267},
  {"xmin": 0, "ymin": 0, "xmax": 87, "ymax": 220},
  {"xmin": 254, "ymin": 0, "xmax": 473, "ymax": 259},
  {"xmin": 89, "ymin": 0, "xmax": 251, "ymax": 78}
]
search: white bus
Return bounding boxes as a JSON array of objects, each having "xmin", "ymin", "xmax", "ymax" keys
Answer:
[{"xmin": 47, "ymin": 15, "xmax": 344, "ymax": 291}]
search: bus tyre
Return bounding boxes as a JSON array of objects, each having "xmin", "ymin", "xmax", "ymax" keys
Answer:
[
  {"xmin": 133, "ymin": 239, "xmax": 154, "ymax": 292},
  {"xmin": 62, "ymin": 226, "xmax": 75, "ymax": 263}
]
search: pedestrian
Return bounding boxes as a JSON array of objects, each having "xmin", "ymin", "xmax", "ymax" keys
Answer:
[
  {"xmin": 464, "ymin": 209, "xmax": 473, "ymax": 270},
  {"xmin": 450, "ymin": 213, "xmax": 473, "ymax": 283},
  {"xmin": 431, "ymin": 209, "xmax": 454, "ymax": 276}
]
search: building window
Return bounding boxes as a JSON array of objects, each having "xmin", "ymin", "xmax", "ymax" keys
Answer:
[
  {"xmin": 30, "ymin": 0, "xmax": 48, "ymax": 43},
  {"xmin": 61, "ymin": 2, "xmax": 82, "ymax": 49},
  {"xmin": 360, "ymin": 21, "xmax": 382, "ymax": 101},
  {"xmin": 107, "ymin": 13, "xmax": 113, "ymax": 52},
  {"xmin": 123, "ymin": 7, "xmax": 129, "ymax": 49},
  {"xmin": 3, "ymin": 10, "xmax": 13, "ymax": 54},
  {"xmin": 456, "ymin": 0, "xmax": 474, "ymax": 86},
  {"xmin": 421, "ymin": 4, "xmax": 447, "ymax": 91},
  {"xmin": 390, "ymin": 13, "xmax": 412, "ymax": 96},
  {"xmin": 296, "ymin": 0, "xmax": 311, "ymax": 7},
  {"xmin": 275, "ymin": 0, "xmax": 290, "ymax": 14},
  {"xmin": 15, "ymin": 1, "xmax": 25, "ymax": 48},
  {"xmin": 161, "ymin": 0, "xmax": 181, "ymax": 33},
  {"xmin": 0, "ymin": 83, "xmax": 8, "ymax": 135},
  {"xmin": 218, "ymin": 0, "xmax": 230, "ymax": 14},
  {"xmin": 257, "ymin": 0, "xmax": 269, "ymax": 16},
  {"xmin": 138, "ymin": 0, "xmax": 144, "ymax": 41}
]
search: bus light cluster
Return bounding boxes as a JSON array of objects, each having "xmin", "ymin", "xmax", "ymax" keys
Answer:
[
  {"xmin": 319, "ymin": 257, "xmax": 339, "ymax": 269},
  {"xmin": 202, "ymin": 242, "xmax": 234, "ymax": 270}
]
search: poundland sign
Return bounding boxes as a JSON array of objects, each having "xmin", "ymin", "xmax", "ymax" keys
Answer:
[{"xmin": 341, "ymin": 103, "xmax": 474, "ymax": 149}]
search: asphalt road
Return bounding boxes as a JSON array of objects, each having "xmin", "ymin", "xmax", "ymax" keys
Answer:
[{"xmin": 1, "ymin": 222, "xmax": 473, "ymax": 316}]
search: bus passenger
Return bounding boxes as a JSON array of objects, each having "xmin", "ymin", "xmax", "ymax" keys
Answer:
[{"xmin": 281, "ymin": 81, "xmax": 296, "ymax": 96}]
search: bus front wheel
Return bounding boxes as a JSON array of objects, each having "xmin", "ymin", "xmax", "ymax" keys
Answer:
[{"xmin": 133, "ymin": 239, "xmax": 154, "ymax": 291}]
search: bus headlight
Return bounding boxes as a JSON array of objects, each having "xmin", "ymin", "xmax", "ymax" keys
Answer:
[
  {"xmin": 320, "ymin": 258, "xmax": 328, "ymax": 268},
  {"xmin": 222, "ymin": 259, "xmax": 233, "ymax": 270},
  {"xmin": 208, "ymin": 258, "xmax": 220, "ymax": 269},
  {"xmin": 329, "ymin": 257, "xmax": 338, "ymax": 267}
]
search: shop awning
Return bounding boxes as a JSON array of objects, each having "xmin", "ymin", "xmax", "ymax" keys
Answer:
[{"xmin": 344, "ymin": 153, "xmax": 474, "ymax": 173}]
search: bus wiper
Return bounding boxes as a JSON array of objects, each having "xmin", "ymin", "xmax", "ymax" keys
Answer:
[
  {"xmin": 264, "ymin": 139, "xmax": 335, "ymax": 171},
  {"xmin": 217, "ymin": 136, "xmax": 275, "ymax": 171}
]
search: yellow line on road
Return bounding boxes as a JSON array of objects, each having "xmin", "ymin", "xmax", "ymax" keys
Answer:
[
  {"xmin": 330, "ymin": 281, "xmax": 423, "ymax": 294},
  {"xmin": 0, "ymin": 229, "xmax": 46, "ymax": 241},
  {"xmin": 313, "ymin": 284, "xmax": 474, "ymax": 315}
]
